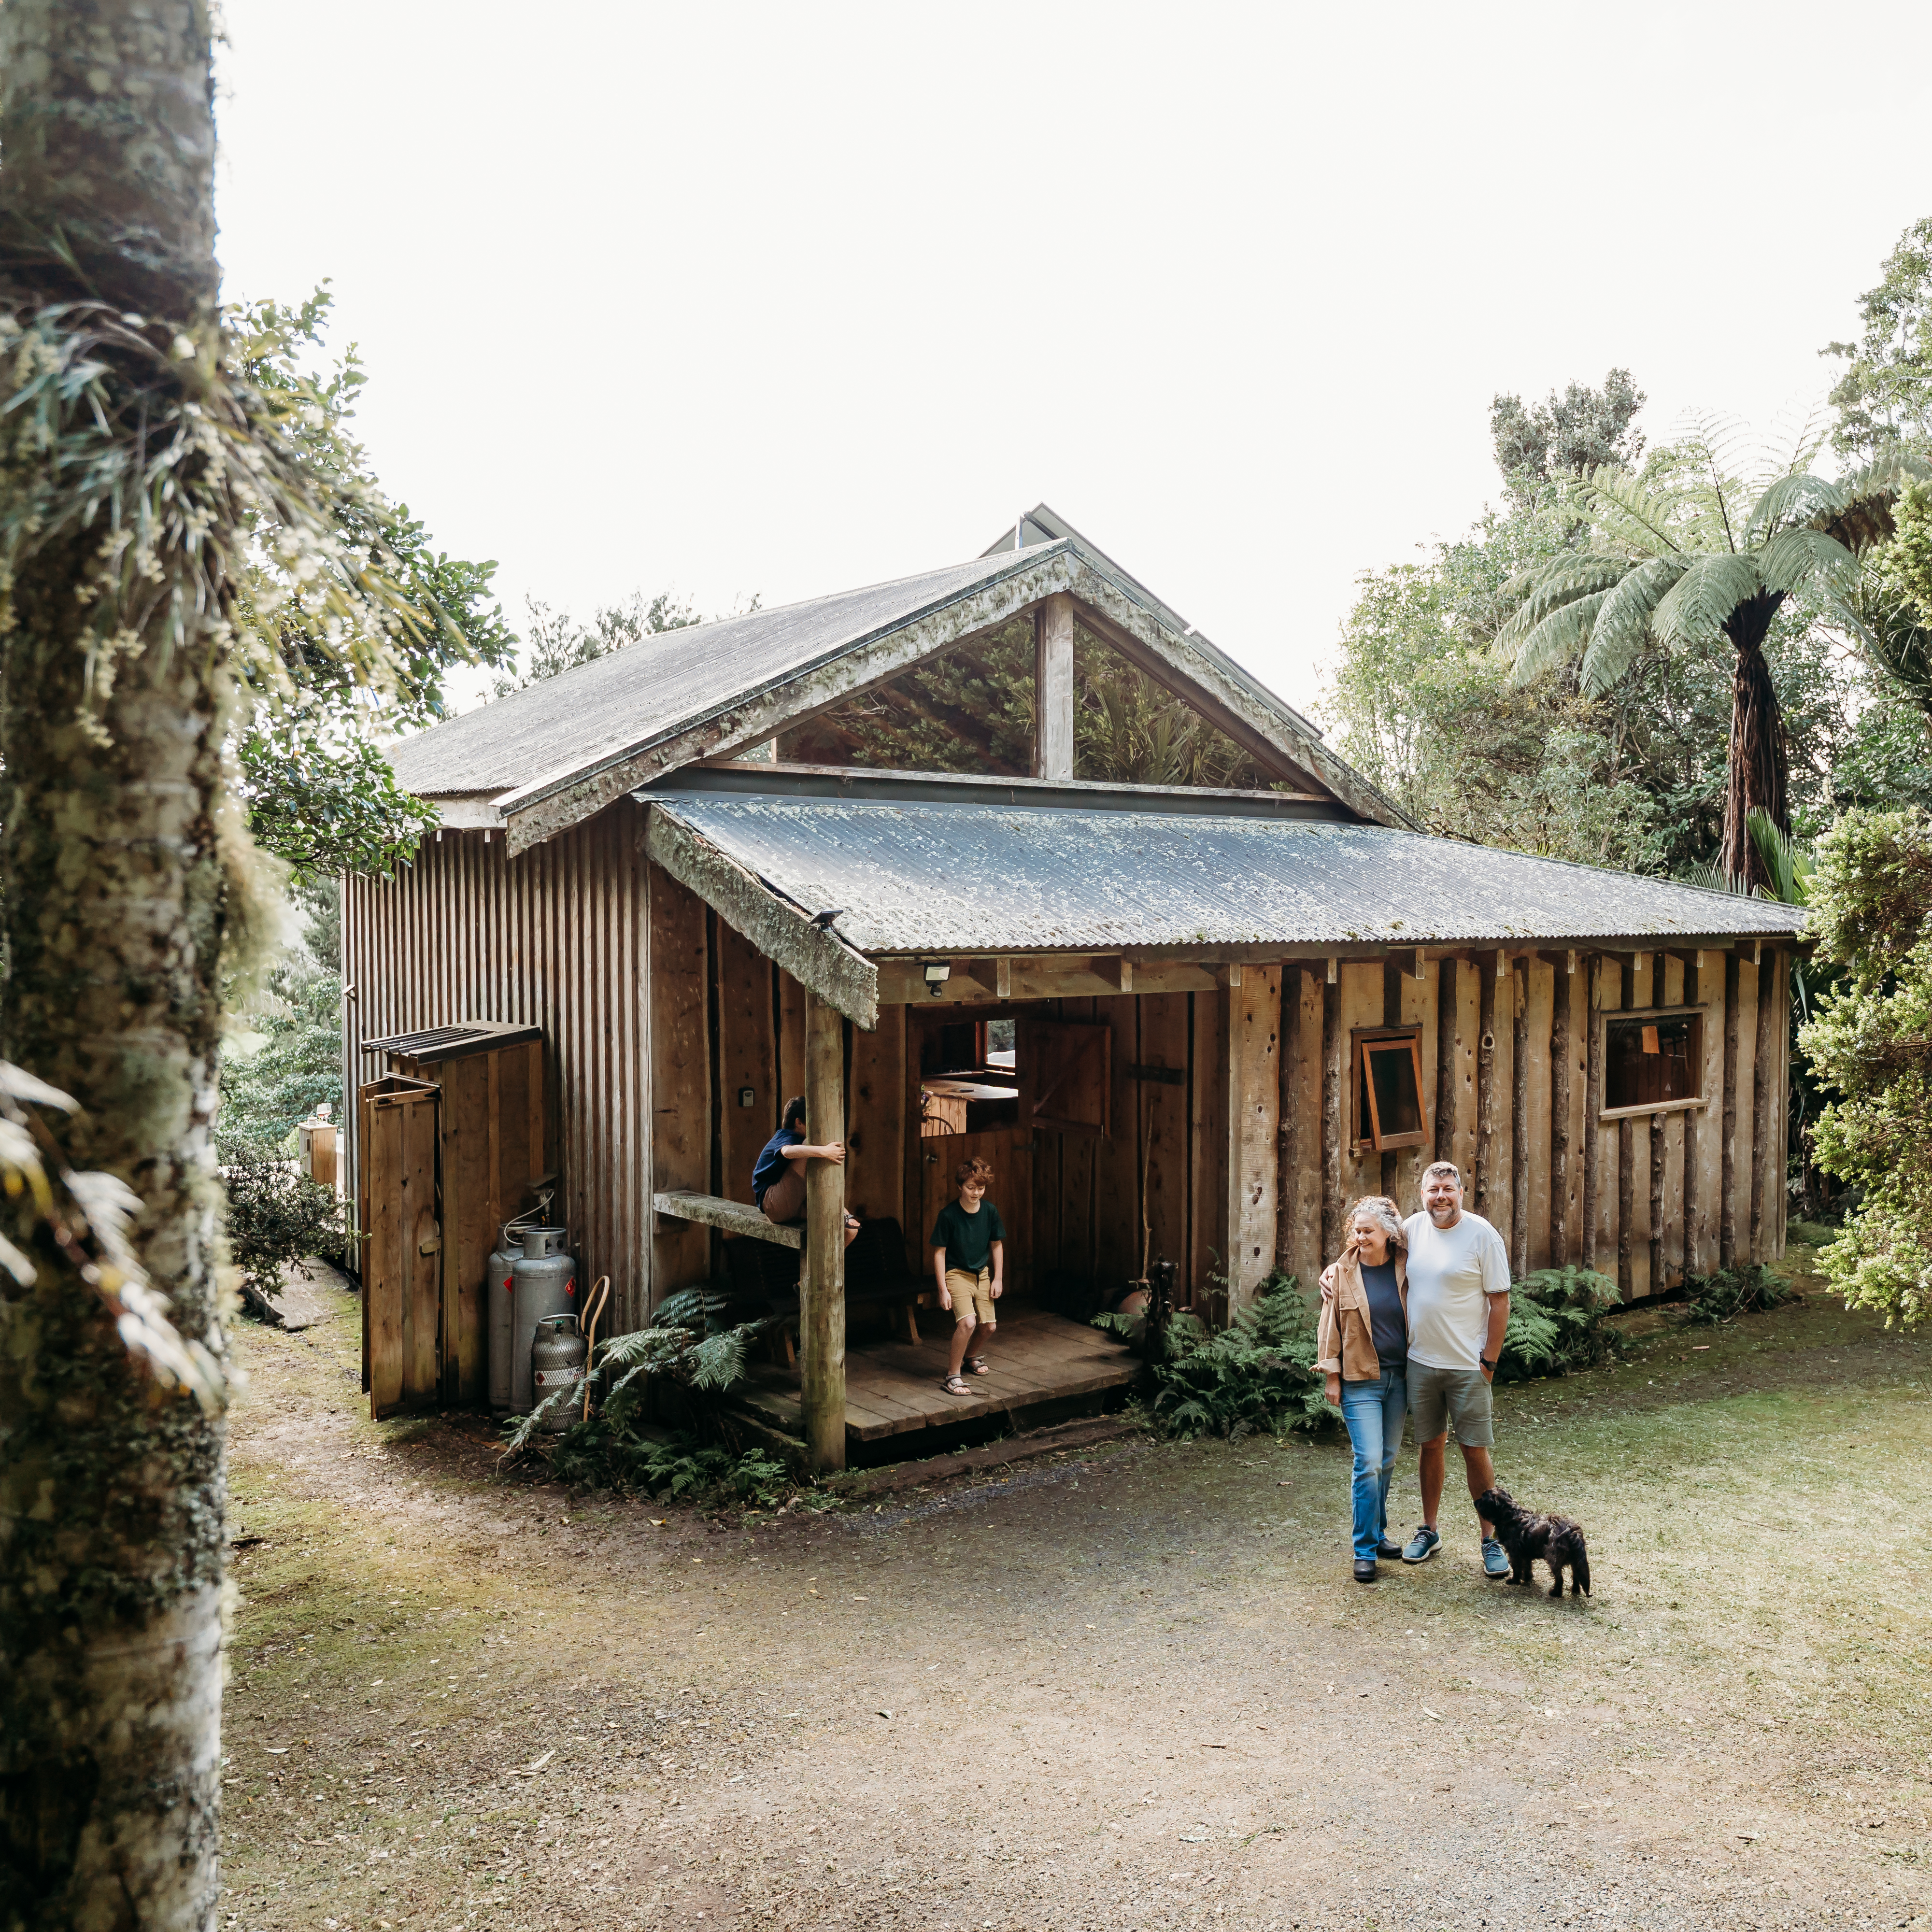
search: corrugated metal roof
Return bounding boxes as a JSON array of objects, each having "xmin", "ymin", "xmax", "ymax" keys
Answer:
[
  {"xmin": 387, "ymin": 549, "xmax": 1044, "ymax": 800},
  {"xmin": 649, "ymin": 794, "xmax": 1808, "ymax": 953}
]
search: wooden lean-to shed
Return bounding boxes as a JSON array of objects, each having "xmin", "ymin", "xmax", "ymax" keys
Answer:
[{"xmin": 349, "ymin": 505, "xmax": 1807, "ymax": 1468}]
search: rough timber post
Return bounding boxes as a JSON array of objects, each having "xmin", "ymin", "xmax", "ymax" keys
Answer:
[
  {"xmin": 1321, "ymin": 961, "xmax": 1342, "ymax": 1263},
  {"xmin": 1550, "ymin": 956, "xmax": 1572, "ymax": 1269},
  {"xmin": 802, "ymin": 992, "xmax": 847, "ymax": 1472},
  {"xmin": 1750, "ymin": 947, "xmax": 1782, "ymax": 1262},
  {"xmin": 1475, "ymin": 951, "xmax": 1500, "ymax": 1224},
  {"xmin": 1683, "ymin": 951, "xmax": 1703, "ymax": 1275},
  {"xmin": 1582, "ymin": 956, "xmax": 1602, "ymax": 1271},
  {"xmin": 1276, "ymin": 966, "xmax": 1302, "ymax": 1277},
  {"xmin": 1033, "ymin": 593, "xmax": 1075, "ymax": 782},
  {"xmin": 1434, "ymin": 956, "xmax": 1458, "ymax": 1181},
  {"xmin": 1510, "ymin": 963, "xmax": 1530, "ymax": 1276},
  {"xmin": 1649, "ymin": 950, "xmax": 1668, "ymax": 1290},
  {"xmin": 1721, "ymin": 953, "xmax": 1742, "ymax": 1270}
]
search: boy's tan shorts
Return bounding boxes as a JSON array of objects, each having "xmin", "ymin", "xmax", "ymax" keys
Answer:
[{"xmin": 945, "ymin": 1267, "xmax": 997, "ymax": 1328}]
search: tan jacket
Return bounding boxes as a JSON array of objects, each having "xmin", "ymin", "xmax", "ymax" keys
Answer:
[{"xmin": 1314, "ymin": 1248, "xmax": 1409, "ymax": 1380}]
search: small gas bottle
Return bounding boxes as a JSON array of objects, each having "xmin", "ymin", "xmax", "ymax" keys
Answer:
[
  {"xmin": 531, "ymin": 1313, "xmax": 587, "ymax": 1431},
  {"xmin": 510, "ymin": 1227, "xmax": 575, "ymax": 1412}
]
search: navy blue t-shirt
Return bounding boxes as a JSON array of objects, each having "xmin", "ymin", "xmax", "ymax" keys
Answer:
[
  {"xmin": 1361, "ymin": 1260, "xmax": 1407, "ymax": 1369},
  {"xmin": 752, "ymin": 1127, "xmax": 802, "ymax": 1204}
]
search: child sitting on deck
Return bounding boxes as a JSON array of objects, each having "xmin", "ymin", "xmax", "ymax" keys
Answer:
[{"xmin": 932, "ymin": 1157, "xmax": 1005, "ymax": 1397}]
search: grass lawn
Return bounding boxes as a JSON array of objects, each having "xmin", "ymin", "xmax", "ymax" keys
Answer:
[{"xmin": 216, "ymin": 1235, "xmax": 1932, "ymax": 1930}]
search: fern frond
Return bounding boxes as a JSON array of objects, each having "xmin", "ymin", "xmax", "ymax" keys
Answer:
[
  {"xmin": 1744, "ymin": 472, "xmax": 1840, "ymax": 545},
  {"xmin": 1577, "ymin": 466, "xmax": 1689, "ymax": 557},
  {"xmin": 1491, "ymin": 554, "xmax": 1630, "ymax": 661},
  {"xmin": 1578, "ymin": 556, "xmax": 1683, "ymax": 685},
  {"xmin": 1649, "ymin": 554, "xmax": 1763, "ymax": 652},
  {"xmin": 1758, "ymin": 527, "xmax": 1854, "ymax": 598},
  {"xmin": 1505, "ymin": 591, "xmax": 1609, "ymax": 686}
]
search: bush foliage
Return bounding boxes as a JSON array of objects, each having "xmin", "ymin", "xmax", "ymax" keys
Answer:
[
  {"xmin": 542, "ymin": 1392, "xmax": 792, "ymax": 1506},
  {"xmin": 1680, "ymin": 1265, "xmax": 1792, "ymax": 1327},
  {"xmin": 219, "ymin": 1142, "xmax": 343, "ymax": 1311},
  {"xmin": 1099, "ymin": 1270, "xmax": 1331, "ymax": 1440},
  {"xmin": 1800, "ymin": 808, "xmax": 1932, "ymax": 1326},
  {"xmin": 1496, "ymin": 1266, "xmax": 1626, "ymax": 1379}
]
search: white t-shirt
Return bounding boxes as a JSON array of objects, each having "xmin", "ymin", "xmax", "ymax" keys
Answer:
[{"xmin": 1402, "ymin": 1210, "xmax": 1511, "ymax": 1372}]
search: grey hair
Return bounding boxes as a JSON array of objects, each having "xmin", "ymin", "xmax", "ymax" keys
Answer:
[
  {"xmin": 1345, "ymin": 1194, "xmax": 1407, "ymax": 1251},
  {"xmin": 1422, "ymin": 1160, "xmax": 1462, "ymax": 1185}
]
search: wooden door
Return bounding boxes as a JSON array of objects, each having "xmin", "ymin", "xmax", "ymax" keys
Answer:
[{"xmin": 359, "ymin": 1075, "xmax": 441, "ymax": 1419}]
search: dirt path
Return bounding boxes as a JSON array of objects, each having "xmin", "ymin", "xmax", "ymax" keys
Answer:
[{"xmin": 219, "ymin": 1252, "xmax": 1932, "ymax": 1930}]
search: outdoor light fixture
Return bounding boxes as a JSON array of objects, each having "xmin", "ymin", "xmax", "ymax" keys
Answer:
[{"xmin": 922, "ymin": 960, "xmax": 952, "ymax": 995}]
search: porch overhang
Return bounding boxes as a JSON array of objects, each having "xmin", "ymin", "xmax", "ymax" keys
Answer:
[{"xmin": 641, "ymin": 791, "xmax": 1807, "ymax": 993}]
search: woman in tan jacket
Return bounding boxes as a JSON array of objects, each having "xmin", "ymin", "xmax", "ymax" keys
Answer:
[{"xmin": 1314, "ymin": 1195, "xmax": 1411, "ymax": 1583}]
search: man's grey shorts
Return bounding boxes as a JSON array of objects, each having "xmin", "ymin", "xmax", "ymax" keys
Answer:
[{"xmin": 1408, "ymin": 1364, "xmax": 1494, "ymax": 1447}]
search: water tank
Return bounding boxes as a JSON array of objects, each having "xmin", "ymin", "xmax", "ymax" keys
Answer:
[{"xmin": 510, "ymin": 1228, "xmax": 576, "ymax": 1412}]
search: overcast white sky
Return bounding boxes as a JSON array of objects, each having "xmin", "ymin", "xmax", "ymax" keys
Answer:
[{"xmin": 214, "ymin": 3, "xmax": 1932, "ymax": 719}]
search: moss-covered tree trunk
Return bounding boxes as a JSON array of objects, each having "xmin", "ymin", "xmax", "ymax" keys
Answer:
[{"xmin": 0, "ymin": 4, "xmax": 230, "ymax": 1926}]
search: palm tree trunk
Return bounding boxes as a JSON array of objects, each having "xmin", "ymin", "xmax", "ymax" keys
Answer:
[
  {"xmin": 1719, "ymin": 593, "xmax": 1789, "ymax": 891},
  {"xmin": 0, "ymin": 4, "xmax": 229, "ymax": 1925}
]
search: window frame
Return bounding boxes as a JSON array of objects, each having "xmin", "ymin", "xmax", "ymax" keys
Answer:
[
  {"xmin": 1350, "ymin": 1025, "xmax": 1428, "ymax": 1153},
  {"xmin": 1597, "ymin": 1003, "xmax": 1707, "ymax": 1121}
]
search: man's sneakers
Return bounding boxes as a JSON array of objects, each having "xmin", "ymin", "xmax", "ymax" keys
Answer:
[
  {"xmin": 1401, "ymin": 1525, "xmax": 1441, "ymax": 1563},
  {"xmin": 1482, "ymin": 1537, "xmax": 1511, "ymax": 1580},
  {"xmin": 1352, "ymin": 1558, "xmax": 1378, "ymax": 1584}
]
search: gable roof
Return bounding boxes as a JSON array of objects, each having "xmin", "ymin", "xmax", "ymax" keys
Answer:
[{"xmin": 386, "ymin": 522, "xmax": 1411, "ymax": 854}]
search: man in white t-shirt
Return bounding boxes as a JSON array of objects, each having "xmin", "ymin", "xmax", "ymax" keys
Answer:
[{"xmin": 1323, "ymin": 1159, "xmax": 1513, "ymax": 1579}]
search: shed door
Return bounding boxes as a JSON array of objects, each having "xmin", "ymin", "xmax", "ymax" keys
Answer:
[{"xmin": 359, "ymin": 1075, "xmax": 442, "ymax": 1419}]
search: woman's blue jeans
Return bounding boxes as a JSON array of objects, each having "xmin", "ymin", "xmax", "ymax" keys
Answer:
[{"xmin": 1340, "ymin": 1368, "xmax": 1408, "ymax": 1561}]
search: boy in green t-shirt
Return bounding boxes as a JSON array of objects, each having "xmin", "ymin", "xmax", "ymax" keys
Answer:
[{"xmin": 931, "ymin": 1157, "xmax": 1005, "ymax": 1396}]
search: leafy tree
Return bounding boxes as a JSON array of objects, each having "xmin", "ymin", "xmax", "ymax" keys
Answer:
[
  {"xmin": 1824, "ymin": 217, "xmax": 1932, "ymax": 461},
  {"xmin": 219, "ymin": 1144, "xmax": 343, "ymax": 1319},
  {"xmin": 220, "ymin": 888, "xmax": 345, "ymax": 1151},
  {"xmin": 1494, "ymin": 429, "xmax": 1928, "ymax": 889},
  {"xmin": 1799, "ymin": 809, "xmax": 1932, "ymax": 1327},
  {"xmin": 492, "ymin": 588, "xmax": 705, "ymax": 696},
  {"xmin": 230, "ymin": 288, "xmax": 519, "ymax": 879},
  {"xmin": 0, "ymin": 10, "xmax": 414, "ymax": 1916},
  {"xmin": 1491, "ymin": 369, "xmax": 1646, "ymax": 498}
]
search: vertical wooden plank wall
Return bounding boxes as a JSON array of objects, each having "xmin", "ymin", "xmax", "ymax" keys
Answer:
[
  {"xmin": 1189, "ymin": 989, "xmax": 1228, "ymax": 1311},
  {"xmin": 1225, "ymin": 966, "xmax": 1281, "ymax": 1311},
  {"xmin": 714, "ymin": 919, "xmax": 777, "ymax": 1204},
  {"xmin": 846, "ymin": 1005, "xmax": 905, "ymax": 1227},
  {"xmin": 649, "ymin": 867, "xmax": 711, "ymax": 1297},
  {"xmin": 1140, "ymin": 991, "xmax": 1192, "ymax": 1288},
  {"xmin": 342, "ymin": 803, "xmax": 652, "ymax": 1331}
]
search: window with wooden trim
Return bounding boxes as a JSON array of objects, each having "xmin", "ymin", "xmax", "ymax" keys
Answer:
[
  {"xmin": 1602, "ymin": 1009, "xmax": 1703, "ymax": 1116},
  {"xmin": 1352, "ymin": 1027, "xmax": 1426, "ymax": 1152}
]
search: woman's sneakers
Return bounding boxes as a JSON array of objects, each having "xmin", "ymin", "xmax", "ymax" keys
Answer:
[{"xmin": 1402, "ymin": 1524, "xmax": 1441, "ymax": 1563}]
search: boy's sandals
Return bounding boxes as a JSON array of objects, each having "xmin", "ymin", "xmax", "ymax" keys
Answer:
[
  {"xmin": 966, "ymin": 1356, "xmax": 993, "ymax": 1374},
  {"xmin": 940, "ymin": 1374, "xmax": 971, "ymax": 1396}
]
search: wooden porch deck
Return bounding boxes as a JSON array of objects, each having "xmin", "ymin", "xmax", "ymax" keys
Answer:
[{"xmin": 732, "ymin": 1303, "xmax": 1137, "ymax": 1454}]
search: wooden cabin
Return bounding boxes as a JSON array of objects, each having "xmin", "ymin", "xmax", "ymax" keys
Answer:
[{"xmin": 349, "ymin": 504, "xmax": 1806, "ymax": 1466}]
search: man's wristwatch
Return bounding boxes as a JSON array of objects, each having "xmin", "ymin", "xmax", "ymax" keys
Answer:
[{"xmin": 1479, "ymin": 1356, "xmax": 1497, "ymax": 1372}]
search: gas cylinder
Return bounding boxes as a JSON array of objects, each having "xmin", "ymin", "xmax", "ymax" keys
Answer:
[
  {"xmin": 486, "ymin": 1222, "xmax": 525, "ymax": 1412},
  {"xmin": 531, "ymin": 1313, "xmax": 587, "ymax": 1431},
  {"xmin": 510, "ymin": 1227, "xmax": 576, "ymax": 1412}
]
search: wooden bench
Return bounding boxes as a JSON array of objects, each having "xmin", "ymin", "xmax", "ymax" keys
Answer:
[{"xmin": 653, "ymin": 1190, "xmax": 801, "ymax": 1248}]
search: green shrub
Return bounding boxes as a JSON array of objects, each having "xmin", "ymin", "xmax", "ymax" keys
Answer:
[
  {"xmin": 540, "ymin": 1386, "xmax": 792, "ymax": 1506},
  {"xmin": 1681, "ymin": 1264, "xmax": 1791, "ymax": 1326},
  {"xmin": 219, "ymin": 1140, "xmax": 343, "ymax": 1314},
  {"xmin": 1497, "ymin": 1266, "xmax": 1625, "ymax": 1379},
  {"xmin": 1099, "ymin": 1269, "xmax": 1331, "ymax": 1440}
]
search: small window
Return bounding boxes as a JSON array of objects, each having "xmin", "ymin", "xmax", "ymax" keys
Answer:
[
  {"xmin": 1603, "ymin": 1010, "xmax": 1702, "ymax": 1114},
  {"xmin": 1353, "ymin": 1028, "xmax": 1426, "ymax": 1152}
]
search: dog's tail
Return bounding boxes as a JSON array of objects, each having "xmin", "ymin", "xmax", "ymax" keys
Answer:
[{"xmin": 1574, "ymin": 1544, "xmax": 1591, "ymax": 1596}]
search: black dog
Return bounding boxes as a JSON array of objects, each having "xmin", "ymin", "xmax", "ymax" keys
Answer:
[{"xmin": 1476, "ymin": 1487, "xmax": 1591, "ymax": 1599}]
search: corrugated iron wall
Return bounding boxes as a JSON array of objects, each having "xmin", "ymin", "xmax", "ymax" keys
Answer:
[{"xmin": 342, "ymin": 800, "xmax": 653, "ymax": 1331}]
